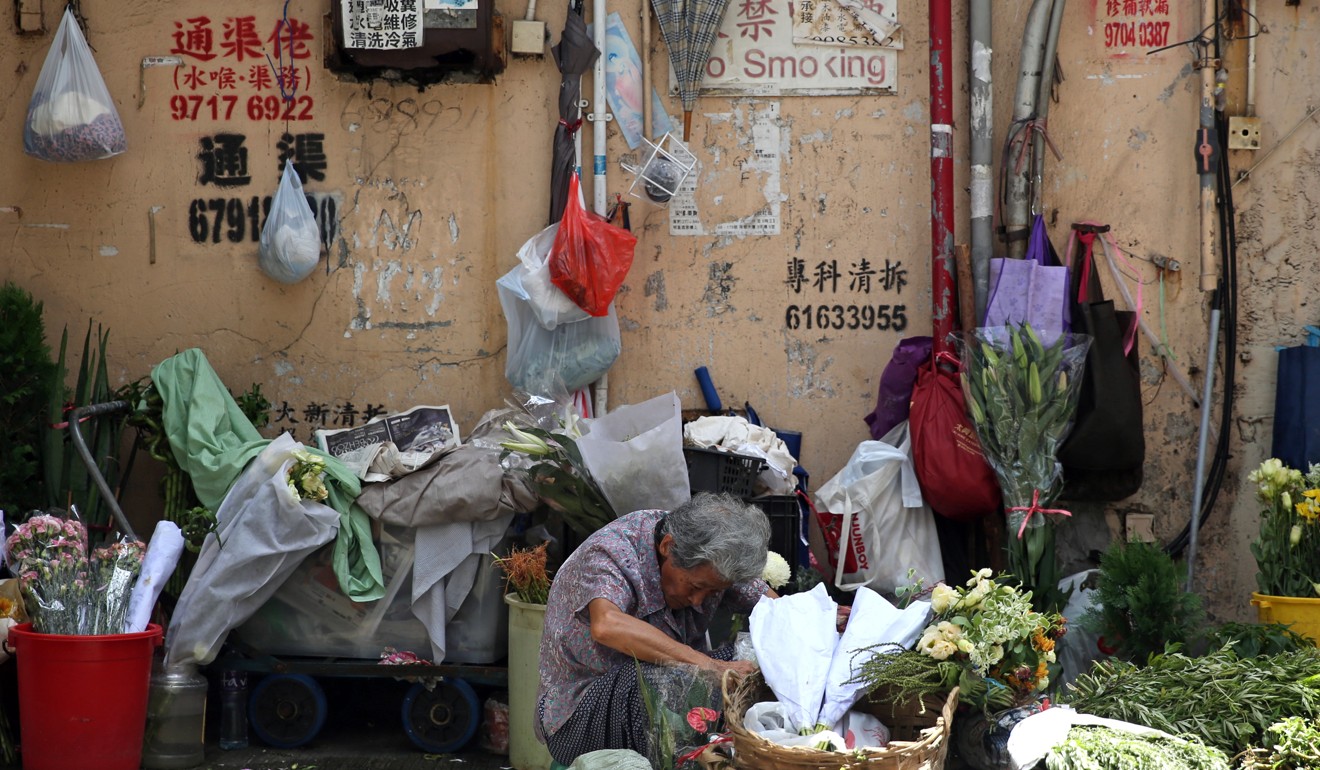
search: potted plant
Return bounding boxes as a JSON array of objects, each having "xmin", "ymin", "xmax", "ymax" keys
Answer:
[
  {"xmin": 1248, "ymin": 458, "xmax": 1320, "ymax": 643},
  {"xmin": 495, "ymin": 542, "xmax": 554, "ymax": 770}
]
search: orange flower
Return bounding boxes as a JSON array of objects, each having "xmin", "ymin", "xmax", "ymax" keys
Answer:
[
  {"xmin": 1032, "ymin": 631, "xmax": 1055, "ymax": 653},
  {"xmin": 0, "ymin": 598, "xmax": 15, "ymax": 619}
]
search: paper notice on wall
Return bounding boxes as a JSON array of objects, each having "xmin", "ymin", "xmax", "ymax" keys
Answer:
[
  {"xmin": 668, "ymin": 168, "xmax": 706, "ymax": 237},
  {"xmin": 669, "ymin": 104, "xmax": 782, "ymax": 237},
  {"xmin": 793, "ymin": 0, "xmax": 903, "ymax": 50},
  {"xmin": 342, "ymin": 0, "xmax": 425, "ymax": 49}
]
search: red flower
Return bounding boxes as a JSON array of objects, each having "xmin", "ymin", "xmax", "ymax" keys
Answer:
[{"xmin": 686, "ymin": 706, "xmax": 719, "ymax": 732}]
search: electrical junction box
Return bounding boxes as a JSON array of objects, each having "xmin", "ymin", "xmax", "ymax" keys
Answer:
[
  {"xmin": 511, "ymin": 19, "xmax": 546, "ymax": 55},
  {"xmin": 1228, "ymin": 115, "xmax": 1262, "ymax": 150},
  {"xmin": 325, "ymin": 1, "xmax": 506, "ymax": 86}
]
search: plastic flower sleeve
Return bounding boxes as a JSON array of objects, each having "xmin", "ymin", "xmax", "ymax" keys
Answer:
[{"xmin": 954, "ymin": 326, "xmax": 1091, "ymax": 532}]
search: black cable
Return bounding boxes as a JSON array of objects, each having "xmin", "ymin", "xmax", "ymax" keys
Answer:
[{"xmin": 1166, "ymin": 2, "xmax": 1239, "ymax": 559}]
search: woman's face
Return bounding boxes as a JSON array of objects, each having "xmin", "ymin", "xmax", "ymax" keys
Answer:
[{"xmin": 656, "ymin": 534, "xmax": 732, "ymax": 610}]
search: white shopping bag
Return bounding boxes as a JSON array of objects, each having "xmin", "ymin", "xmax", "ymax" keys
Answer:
[
  {"xmin": 814, "ymin": 421, "xmax": 943, "ymax": 594},
  {"xmin": 576, "ymin": 392, "xmax": 689, "ymax": 516}
]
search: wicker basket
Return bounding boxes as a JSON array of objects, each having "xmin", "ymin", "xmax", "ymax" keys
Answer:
[{"xmin": 722, "ymin": 671, "xmax": 958, "ymax": 770}]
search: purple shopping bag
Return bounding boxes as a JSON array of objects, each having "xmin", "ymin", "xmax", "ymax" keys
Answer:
[
  {"xmin": 864, "ymin": 336, "xmax": 932, "ymax": 440},
  {"xmin": 982, "ymin": 215, "xmax": 1070, "ymax": 343}
]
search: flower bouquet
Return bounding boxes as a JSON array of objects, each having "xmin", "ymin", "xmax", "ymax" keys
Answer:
[
  {"xmin": 919, "ymin": 570, "xmax": 1064, "ymax": 712},
  {"xmin": 956, "ymin": 324, "xmax": 1090, "ymax": 611},
  {"xmin": 1248, "ymin": 458, "xmax": 1320, "ymax": 598},
  {"xmin": 499, "ymin": 420, "xmax": 616, "ymax": 538},
  {"xmin": 5, "ymin": 513, "xmax": 145, "ymax": 635},
  {"xmin": 849, "ymin": 570, "xmax": 1064, "ymax": 719}
]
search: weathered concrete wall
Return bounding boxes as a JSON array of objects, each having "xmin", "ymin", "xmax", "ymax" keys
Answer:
[{"xmin": 2, "ymin": 0, "xmax": 1312, "ymax": 619}]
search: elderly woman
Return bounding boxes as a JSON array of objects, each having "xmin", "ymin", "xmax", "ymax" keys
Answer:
[{"xmin": 535, "ymin": 492, "xmax": 773, "ymax": 765}]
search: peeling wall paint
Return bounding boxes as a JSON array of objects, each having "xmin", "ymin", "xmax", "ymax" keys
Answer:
[{"xmin": 2, "ymin": 0, "xmax": 1315, "ymax": 621}]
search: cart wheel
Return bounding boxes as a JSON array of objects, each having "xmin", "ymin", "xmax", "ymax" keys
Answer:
[
  {"xmin": 248, "ymin": 673, "xmax": 328, "ymax": 749},
  {"xmin": 401, "ymin": 678, "xmax": 480, "ymax": 753}
]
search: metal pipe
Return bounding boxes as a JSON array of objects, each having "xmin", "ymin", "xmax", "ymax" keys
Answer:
[
  {"xmin": 969, "ymin": 0, "xmax": 993, "ymax": 324},
  {"xmin": 1198, "ymin": 0, "xmax": 1218, "ymax": 291},
  {"xmin": 1030, "ymin": 0, "xmax": 1066, "ymax": 216},
  {"xmin": 591, "ymin": 0, "xmax": 608, "ymax": 216},
  {"xmin": 1003, "ymin": 0, "xmax": 1054, "ymax": 258},
  {"xmin": 1246, "ymin": 0, "xmax": 1257, "ymax": 117},
  {"xmin": 68, "ymin": 401, "xmax": 137, "ymax": 541},
  {"xmin": 642, "ymin": 0, "xmax": 652, "ymax": 140},
  {"xmin": 1186, "ymin": 307, "xmax": 1220, "ymax": 591},
  {"xmin": 929, "ymin": 0, "xmax": 955, "ymax": 354}
]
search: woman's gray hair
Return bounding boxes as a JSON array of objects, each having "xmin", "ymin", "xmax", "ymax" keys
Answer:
[{"xmin": 661, "ymin": 492, "xmax": 770, "ymax": 583}]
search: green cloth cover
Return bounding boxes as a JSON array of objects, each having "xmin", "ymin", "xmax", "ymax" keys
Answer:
[{"xmin": 151, "ymin": 348, "xmax": 384, "ymax": 601}]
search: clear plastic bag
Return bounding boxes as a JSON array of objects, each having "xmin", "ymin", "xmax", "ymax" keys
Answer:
[
  {"xmin": 497, "ymin": 267, "xmax": 620, "ymax": 394},
  {"xmin": 24, "ymin": 8, "xmax": 127, "ymax": 162},
  {"xmin": 258, "ymin": 163, "xmax": 321, "ymax": 284}
]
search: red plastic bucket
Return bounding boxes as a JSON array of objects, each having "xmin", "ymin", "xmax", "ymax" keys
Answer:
[{"xmin": 8, "ymin": 622, "xmax": 163, "ymax": 770}]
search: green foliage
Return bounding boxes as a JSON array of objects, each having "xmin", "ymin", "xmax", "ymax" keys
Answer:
[
  {"xmin": 1063, "ymin": 646, "xmax": 1320, "ymax": 754},
  {"xmin": 0, "ymin": 283, "xmax": 59, "ymax": 515},
  {"xmin": 232, "ymin": 383, "xmax": 271, "ymax": 429},
  {"xmin": 847, "ymin": 645, "xmax": 962, "ymax": 708},
  {"xmin": 1204, "ymin": 622, "xmax": 1313, "ymax": 659},
  {"xmin": 1080, "ymin": 540, "xmax": 1203, "ymax": 663},
  {"xmin": 43, "ymin": 322, "xmax": 125, "ymax": 535},
  {"xmin": 1045, "ymin": 725, "xmax": 1230, "ymax": 770},
  {"xmin": 1246, "ymin": 717, "xmax": 1320, "ymax": 770}
]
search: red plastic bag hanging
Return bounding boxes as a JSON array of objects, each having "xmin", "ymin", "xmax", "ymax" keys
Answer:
[
  {"xmin": 548, "ymin": 174, "xmax": 638, "ymax": 316},
  {"xmin": 908, "ymin": 352, "xmax": 1002, "ymax": 521}
]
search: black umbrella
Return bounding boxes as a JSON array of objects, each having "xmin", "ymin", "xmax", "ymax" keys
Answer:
[{"xmin": 549, "ymin": 0, "xmax": 599, "ymax": 225}]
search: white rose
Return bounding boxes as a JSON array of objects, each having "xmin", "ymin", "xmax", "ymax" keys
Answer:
[
  {"xmin": 937, "ymin": 621, "xmax": 962, "ymax": 641},
  {"xmin": 931, "ymin": 584, "xmax": 957, "ymax": 614},
  {"xmin": 1045, "ymin": 650, "xmax": 1057, "ymax": 664},
  {"xmin": 929, "ymin": 640, "xmax": 957, "ymax": 661}
]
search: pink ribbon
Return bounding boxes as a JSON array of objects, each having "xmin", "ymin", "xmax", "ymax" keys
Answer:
[{"xmin": 1008, "ymin": 489, "xmax": 1072, "ymax": 539}]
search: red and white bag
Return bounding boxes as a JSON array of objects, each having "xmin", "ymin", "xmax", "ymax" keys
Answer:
[{"xmin": 811, "ymin": 422, "xmax": 944, "ymax": 594}]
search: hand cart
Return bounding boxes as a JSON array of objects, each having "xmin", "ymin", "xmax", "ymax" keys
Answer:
[{"xmin": 70, "ymin": 400, "xmax": 511, "ymax": 755}]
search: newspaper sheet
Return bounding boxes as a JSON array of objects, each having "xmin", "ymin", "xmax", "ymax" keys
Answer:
[{"xmin": 316, "ymin": 404, "xmax": 460, "ymax": 482}]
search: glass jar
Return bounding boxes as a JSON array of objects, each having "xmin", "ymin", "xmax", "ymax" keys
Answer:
[{"xmin": 140, "ymin": 660, "xmax": 208, "ymax": 769}]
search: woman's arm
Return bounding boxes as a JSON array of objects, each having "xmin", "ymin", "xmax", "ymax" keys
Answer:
[{"xmin": 587, "ymin": 598, "xmax": 756, "ymax": 675}]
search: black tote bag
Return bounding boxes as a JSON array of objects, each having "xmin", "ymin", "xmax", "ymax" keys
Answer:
[{"xmin": 1057, "ymin": 224, "xmax": 1145, "ymax": 501}]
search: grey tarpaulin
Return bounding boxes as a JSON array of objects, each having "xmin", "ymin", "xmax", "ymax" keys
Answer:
[{"xmin": 354, "ymin": 444, "xmax": 535, "ymax": 528}]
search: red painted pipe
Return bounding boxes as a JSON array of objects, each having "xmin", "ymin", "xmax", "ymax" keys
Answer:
[{"xmin": 929, "ymin": 0, "xmax": 956, "ymax": 355}]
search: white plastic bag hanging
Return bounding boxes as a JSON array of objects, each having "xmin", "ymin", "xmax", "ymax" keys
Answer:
[
  {"xmin": 259, "ymin": 163, "xmax": 322, "ymax": 284},
  {"xmin": 24, "ymin": 8, "xmax": 127, "ymax": 162},
  {"xmin": 516, "ymin": 224, "xmax": 590, "ymax": 330},
  {"xmin": 814, "ymin": 421, "xmax": 944, "ymax": 594}
]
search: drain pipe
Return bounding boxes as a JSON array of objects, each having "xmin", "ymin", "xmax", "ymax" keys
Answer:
[
  {"xmin": 589, "ymin": 0, "xmax": 610, "ymax": 415},
  {"xmin": 1002, "ymin": 0, "xmax": 1054, "ymax": 259},
  {"xmin": 930, "ymin": 0, "xmax": 955, "ymax": 354},
  {"xmin": 1246, "ymin": 0, "xmax": 1257, "ymax": 118},
  {"xmin": 591, "ymin": 0, "xmax": 609, "ymax": 216},
  {"xmin": 1030, "ymin": 0, "xmax": 1066, "ymax": 216},
  {"xmin": 969, "ymin": 0, "xmax": 992, "ymax": 323}
]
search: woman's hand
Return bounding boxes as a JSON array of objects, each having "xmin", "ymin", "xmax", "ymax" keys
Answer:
[{"xmin": 704, "ymin": 657, "xmax": 758, "ymax": 681}]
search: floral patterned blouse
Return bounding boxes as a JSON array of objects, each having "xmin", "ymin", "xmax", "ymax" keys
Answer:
[{"xmin": 535, "ymin": 509, "xmax": 768, "ymax": 738}]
